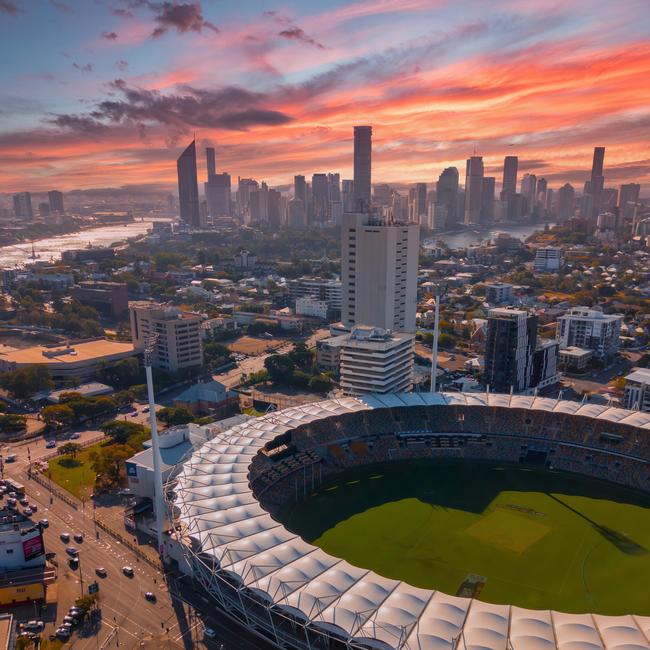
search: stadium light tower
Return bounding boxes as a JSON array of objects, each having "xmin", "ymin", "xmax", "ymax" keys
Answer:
[
  {"xmin": 144, "ymin": 334, "xmax": 166, "ymax": 559},
  {"xmin": 430, "ymin": 284, "xmax": 444, "ymax": 393}
]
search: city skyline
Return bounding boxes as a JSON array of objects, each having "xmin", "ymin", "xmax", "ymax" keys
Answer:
[{"xmin": 1, "ymin": 0, "xmax": 650, "ymax": 193}]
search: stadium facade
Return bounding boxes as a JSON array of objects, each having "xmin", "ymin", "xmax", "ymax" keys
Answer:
[{"xmin": 172, "ymin": 392, "xmax": 650, "ymax": 649}]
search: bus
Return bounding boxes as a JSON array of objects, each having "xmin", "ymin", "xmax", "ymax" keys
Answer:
[{"xmin": 4, "ymin": 479, "xmax": 25, "ymax": 495}]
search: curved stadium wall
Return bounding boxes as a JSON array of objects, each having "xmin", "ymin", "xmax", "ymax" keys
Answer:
[{"xmin": 172, "ymin": 392, "xmax": 650, "ymax": 650}]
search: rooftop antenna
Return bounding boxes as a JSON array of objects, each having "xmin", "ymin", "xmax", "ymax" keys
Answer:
[{"xmin": 144, "ymin": 334, "xmax": 166, "ymax": 559}]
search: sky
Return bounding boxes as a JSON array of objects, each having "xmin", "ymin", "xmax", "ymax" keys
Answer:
[{"xmin": 1, "ymin": 0, "xmax": 650, "ymax": 194}]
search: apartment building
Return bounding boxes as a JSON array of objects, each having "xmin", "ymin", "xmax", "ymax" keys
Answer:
[
  {"xmin": 339, "ymin": 326, "xmax": 414, "ymax": 395},
  {"xmin": 556, "ymin": 307, "xmax": 622, "ymax": 359},
  {"xmin": 129, "ymin": 301, "xmax": 203, "ymax": 372}
]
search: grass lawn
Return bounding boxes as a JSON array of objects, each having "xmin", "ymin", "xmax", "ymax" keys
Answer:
[
  {"xmin": 48, "ymin": 442, "xmax": 104, "ymax": 500},
  {"xmin": 279, "ymin": 459, "xmax": 650, "ymax": 615}
]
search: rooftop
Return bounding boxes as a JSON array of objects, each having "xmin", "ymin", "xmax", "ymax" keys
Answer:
[{"xmin": 0, "ymin": 339, "xmax": 135, "ymax": 366}]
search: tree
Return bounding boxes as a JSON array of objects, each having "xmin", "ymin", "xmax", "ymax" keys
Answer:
[
  {"xmin": 89, "ymin": 444, "xmax": 133, "ymax": 485},
  {"xmin": 288, "ymin": 343, "xmax": 313, "ymax": 370},
  {"xmin": 308, "ymin": 374, "xmax": 332, "ymax": 393},
  {"xmin": 101, "ymin": 420, "xmax": 147, "ymax": 445},
  {"xmin": 0, "ymin": 414, "xmax": 26, "ymax": 434},
  {"xmin": 0, "ymin": 364, "xmax": 53, "ymax": 398},
  {"xmin": 438, "ymin": 333, "xmax": 456, "ymax": 349},
  {"xmin": 157, "ymin": 406, "xmax": 194, "ymax": 426},
  {"xmin": 42, "ymin": 404, "xmax": 75, "ymax": 427},
  {"xmin": 264, "ymin": 354, "xmax": 295, "ymax": 381},
  {"xmin": 59, "ymin": 442, "xmax": 82, "ymax": 459}
]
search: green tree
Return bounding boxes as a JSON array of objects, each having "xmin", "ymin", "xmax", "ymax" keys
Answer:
[
  {"xmin": 42, "ymin": 404, "xmax": 75, "ymax": 427},
  {"xmin": 0, "ymin": 414, "xmax": 26, "ymax": 434},
  {"xmin": 59, "ymin": 442, "xmax": 82, "ymax": 459},
  {"xmin": 308, "ymin": 374, "xmax": 332, "ymax": 393},
  {"xmin": 89, "ymin": 444, "xmax": 133, "ymax": 485},
  {"xmin": 0, "ymin": 364, "xmax": 53, "ymax": 398},
  {"xmin": 100, "ymin": 420, "xmax": 147, "ymax": 445},
  {"xmin": 157, "ymin": 406, "xmax": 194, "ymax": 426},
  {"xmin": 264, "ymin": 354, "xmax": 295, "ymax": 381}
]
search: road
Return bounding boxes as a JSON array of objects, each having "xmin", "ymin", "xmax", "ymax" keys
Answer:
[{"xmin": 2, "ymin": 431, "xmax": 274, "ymax": 650}]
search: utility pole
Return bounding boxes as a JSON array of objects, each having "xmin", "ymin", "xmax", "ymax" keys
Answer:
[
  {"xmin": 144, "ymin": 335, "xmax": 166, "ymax": 560},
  {"xmin": 430, "ymin": 286, "xmax": 441, "ymax": 392}
]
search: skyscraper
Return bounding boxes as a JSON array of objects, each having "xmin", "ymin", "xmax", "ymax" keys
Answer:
[
  {"xmin": 353, "ymin": 126, "xmax": 372, "ymax": 212},
  {"xmin": 619, "ymin": 183, "xmax": 641, "ymax": 220},
  {"xmin": 206, "ymin": 147, "xmax": 216, "ymax": 179},
  {"xmin": 204, "ymin": 146, "xmax": 231, "ymax": 217},
  {"xmin": 13, "ymin": 192, "xmax": 33, "ymax": 219},
  {"xmin": 236, "ymin": 178, "xmax": 259, "ymax": 223},
  {"xmin": 501, "ymin": 156, "xmax": 518, "ymax": 199},
  {"xmin": 464, "ymin": 156, "xmax": 484, "ymax": 225},
  {"xmin": 414, "ymin": 182, "xmax": 427, "ymax": 224},
  {"xmin": 520, "ymin": 173, "xmax": 537, "ymax": 215},
  {"xmin": 341, "ymin": 212, "xmax": 419, "ymax": 332},
  {"xmin": 48, "ymin": 190, "xmax": 64, "ymax": 214},
  {"xmin": 311, "ymin": 173, "xmax": 329, "ymax": 224},
  {"xmin": 588, "ymin": 146, "xmax": 605, "ymax": 217},
  {"xmin": 436, "ymin": 167, "xmax": 459, "ymax": 228},
  {"xmin": 481, "ymin": 177, "xmax": 495, "ymax": 224},
  {"xmin": 536, "ymin": 178, "xmax": 548, "ymax": 213},
  {"xmin": 328, "ymin": 173, "xmax": 341, "ymax": 203},
  {"xmin": 558, "ymin": 183, "xmax": 575, "ymax": 220},
  {"xmin": 267, "ymin": 189, "xmax": 282, "ymax": 228},
  {"xmin": 342, "ymin": 179, "xmax": 354, "ymax": 212},
  {"xmin": 294, "ymin": 175, "xmax": 306, "ymax": 204},
  {"xmin": 177, "ymin": 141, "xmax": 200, "ymax": 227}
]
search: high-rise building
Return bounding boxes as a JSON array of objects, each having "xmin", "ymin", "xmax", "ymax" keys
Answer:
[
  {"xmin": 287, "ymin": 198, "xmax": 306, "ymax": 228},
  {"xmin": 342, "ymin": 179, "xmax": 355, "ymax": 212},
  {"xmin": 311, "ymin": 173, "xmax": 329, "ymax": 224},
  {"xmin": 556, "ymin": 307, "xmax": 622, "ymax": 360},
  {"xmin": 536, "ymin": 178, "xmax": 547, "ymax": 212},
  {"xmin": 464, "ymin": 156, "xmax": 484, "ymax": 225},
  {"xmin": 328, "ymin": 173, "xmax": 341, "ymax": 203},
  {"xmin": 485, "ymin": 307, "xmax": 537, "ymax": 393},
  {"xmin": 583, "ymin": 146, "xmax": 606, "ymax": 218},
  {"xmin": 501, "ymin": 156, "xmax": 518, "ymax": 199},
  {"xmin": 206, "ymin": 147, "xmax": 216, "ymax": 178},
  {"xmin": 353, "ymin": 126, "xmax": 372, "ymax": 212},
  {"xmin": 267, "ymin": 189, "xmax": 282, "ymax": 228},
  {"xmin": 203, "ymin": 146, "xmax": 231, "ymax": 217},
  {"xmin": 481, "ymin": 176, "xmax": 495, "ymax": 224},
  {"xmin": 520, "ymin": 173, "xmax": 537, "ymax": 215},
  {"xmin": 558, "ymin": 183, "xmax": 575, "ymax": 221},
  {"xmin": 373, "ymin": 184, "xmax": 391, "ymax": 206},
  {"xmin": 341, "ymin": 212, "xmax": 419, "ymax": 332},
  {"xmin": 38, "ymin": 202, "xmax": 50, "ymax": 218},
  {"xmin": 237, "ymin": 178, "xmax": 259, "ymax": 223},
  {"xmin": 12, "ymin": 192, "xmax": 33, "ymax": 219},
  {"xmin": 129, "ymin": 301, "xmax": 203, "ymax": 372},
  {"xmin": 294, "ymin": 175, "xmax": 306, "ymax": 204},
  {"xmin": 414, "ymin": 182, "xmax": 427, "ymax": 224},
  {"xmin": 177, "ymin": 141, "xmax": 200, "ymax": 227},
  {"xmin": 436, "ymin": 167, "xmax": 459, "ymax": 228},
  {"xmin": 619, "ymin": 183, "xmax": 641, "ymax": 220},
  {"xmin": 48, "ymin": 190, "xmax": 64, "ymax": 214},
  {"xmin": 339, "ymin": 326, "xmax": 414, "ymax": 395}
]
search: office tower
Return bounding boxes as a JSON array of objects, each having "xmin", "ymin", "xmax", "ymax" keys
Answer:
[
  {"xmin": 619, "ymin": 183, "xmax": 641, "ymax": 221},
  {"xmin": 436, "ymin": 167, "xmax": 459, "ymax": 228},
  {"xmin": 176, "ymin": 141, "xmax": 200, "ymax": 227},
  {"xmin": 129, "ymin": 301, "xmax": 203, "ymax": 372},
  {"xmin": 328, "ymin": 173, "xmax": 341, "ymax": 203},
  {"xmin": 545, "ymin": 188, "xmax": 554, "ymax": 213},
  {"xmin": 12, "ymin": 192, "xmax": 33, "ymax": 219},
  {"xmin": 353, "ymin": 126, "xmax": 372, "ymax": 212},
  {"xmin": 481, "ymin": 177, "xmax": 495, "ymax": 223},
  {"xmin": 294, "ymin": 175, "xmax": 306, "ymax": 204},
  {"xmin": 414, "ymin": 182, "xmax": 427, "ymax": 224},
  {"xmin": 38, "ymin": 202, "xmax": 50, "ymax": 218},
  {"xmin": 536, "ymin": 178, "xmax": 547, "ymax": 211},
  {"xmin": 287, "ymin": 198, "xmax": 306, "ymax": 228},
  {"xmin": 250, "ymin": 185, "xmax": 269, "ymax": 223},
  {"xmin": 558, "ymin": 183, "xmax": 575, "ymax": 221},
  {"xmin": 339, "ymin": 326, "xmax": 414, "ymax": 395},
  {"xmin": 590, "ymin": 146, "xmax": 605, "ymax": 194},
  {"xmin": 236, "ymin": 178, "xmax": 259, "ymax": 223},
  {"xmin": 373, "ymin": 184, "xmax": 391, "ymax": 206},
  {"xmin": 464, "ymin": 156, "xmax": 484, "ymax": 225},
  {"xmin": 205, "ymin": 173, "xmax": 232, "ymax": 217},
  {"xmin": 501, "ymin": 156, "xmax": 518, "ymax": 199},
  {"xmin": 485, "ymin": 307, "xmax": 538, "ymax": 393},
  {"xmin": 520, "ymin": 173, "xmax": 537, "ymax": 215},
  {"xmin": 311, "ymin": 173, "xmax": 329, "ymax": 224},
  {"xmin": 557, "ymin": 307, "xmax": 622, "ymax": 360},
  {"xmin": 268, "ymin": 189, "xmax": 282, "ymax": 228},
  {"xmin": 206, "ymin": 147, "xmax": 216, "ymax": 178},
  {"xmin": 341, "ymin": 212, "xmax": 420, "ymax": 332},
  {"xmin": 342, "ymin": 179, "xmax": 354, "ymax": 212},
  {"xmin": 48, "ymin": 190, "xmax": 64, "ymax": 214}
]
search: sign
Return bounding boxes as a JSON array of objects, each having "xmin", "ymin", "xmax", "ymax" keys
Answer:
[
  {"xmin": 22, "ymin": 532, "xmax": 45, "ymax": 561},
  {"xmin": 88, "ymin": 582, "xmax": 99, "ymax": 595},
  {"xmin": 126, "ymin": 462, "xmax": 138, "ymax": 478}
]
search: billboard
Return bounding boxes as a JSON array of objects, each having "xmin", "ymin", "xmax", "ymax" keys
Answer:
[{"xmin": 23, "ymin": 532, "xmax": 45, "ymax": 562}]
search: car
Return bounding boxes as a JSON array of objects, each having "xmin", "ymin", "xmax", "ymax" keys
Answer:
[
  {"xmin": 39, "ymin": 519, "xmax": 49, "ymax": 528},
  {"xmin": 142, "ymin": 406, "xmax": 150, "ymax": 413},
  {"xmin": 45, "ymin": 440, "xmax": 56, "ymax": 449},
  {"xmin": 29, "ymin": 503, "xmax": 37, "ymax": 512},
  {"xmin": 68, "ymin": 606, "xmax": 82, "ymax": 616},
  {"xmin": 23, "ymin": 507, "xmax": 33, "ymax": 516},
  {"xmin": 122, "ymin": 566, "xmax": 134, "ymax": 577},
  {"xmin": 144, "ymin": 591, "xmax": 156, "ymax": 602},
  {"xmin": 8, "ymin": 491, "xmax": 16, "ymax": 499},
  {"xmin": 65, "ymin": 547, "xmax": 78, "ymax": 557},
  {"xmin": 70, "ymin": 432, "xmax": 80, "ymax": 439},
  {"xmin": 63, "ymin": 615, "xmax": 78, "ymax": 626},
  {"xmin": 5, "ymin": 454, "xmax": 16, "ymax": 462},
  {"xmin": 22, "ymin": 621, "xmax": 44, "ymax": 632},
  {"xmin": 7, "ymin": 498, "xmax": 16, "ymax": 508},
  {"xmin": 95, "ymin": 567, "xmax": 107, "ymax": 578},
  {"xmin": 204, "ymin": 628, "xmax": 217, "ymax": 639},
  {"xmin": 55, "ymin": 628, "xmax": 71, "ymax": 639},
  {"xmin": 19, "ymin": 497, "xmax": 29, "ymax": 506},
  {"xmin": 130, "ymin": 411, "xmax": 138, "ymax": 417},
  {"xmin": 60, "ymin": 532, "xmax": 70, "ymax": 542},
  {"xmin": 73, "ymin": 532, "xmax": 84, "ymax": 543}
]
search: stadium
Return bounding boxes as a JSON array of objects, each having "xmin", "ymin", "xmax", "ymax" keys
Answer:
[{"xmin": 172, "ymin": 392, "xmax": 650, "ymax": 649}]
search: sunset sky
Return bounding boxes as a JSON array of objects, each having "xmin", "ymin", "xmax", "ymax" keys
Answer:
[{"xmin": 1, "ymin": 0, "xmax": 650, "ymax": 194}]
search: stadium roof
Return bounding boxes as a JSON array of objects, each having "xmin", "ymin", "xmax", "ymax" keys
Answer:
[{"xmin": 174, "ymin": 392, "xmax": 650, "ymax": 649}]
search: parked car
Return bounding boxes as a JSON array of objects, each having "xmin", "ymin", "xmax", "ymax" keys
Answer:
[
  {"xmin": 5, "ymin": 454, "xmax": 16, "ymax": 462},
  {"xmin": 130, "ymin": 411, "xmax": 138, "ymax": 417},
  {"xmin": 96, "ymin": 567, "xmax": 107, "ymax": 578},
  {"xmin": 122, "ymin": 566, "xmax": 134, "ymax": 577},
  {"xmin": 142, "ymin": 406, "xmax": 150, "ymax": 413},
  {"xmin": 144, "ymin": 591, "xmax": 156, "ymax": 602},
  {"xmin": 19, "ymin": 497, "xmax": 29, "ymax": 507},
  {"xmin": 65, "ymin": 547, "xmax": 78, "ymax": 557},
  {"xmin": 23, "ymin": 507, "xmax": 33, "ymax": 516},
  {"xmin": 45, "ymin": 440, "xmax": 56, "ymax": 449},
  {"xmin": 21, "ymin": 621, "xmax": 44, "ymax": 633},
  {"xmin": 73, "ymin": 532, "xmax": 84, "ymax": 543},
  {"xmin": 70, "ymin": 432, "xmax": 81, "ymax": 439},
  {"xmin": 39, "ymin": 519, "xmax": 49, "ymax": 528},
  {"xmin": 29, "ymin": 503, "xmax": 37, "ymax": 512},
  {"xmin": 60, "ymin": 532, "xmax": 70, "ymax": 543},
  {"xmin": 55, "ymin": 627, "xmax": 71, "ymax": 639}
]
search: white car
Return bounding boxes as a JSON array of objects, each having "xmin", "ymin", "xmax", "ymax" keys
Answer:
[{"xmin": 122, "ymin": 566, "xmax": 134, "ymax": 577}]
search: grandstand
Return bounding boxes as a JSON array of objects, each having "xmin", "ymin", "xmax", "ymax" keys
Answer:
[{"xmin": 172, "ymin": 392, "xmax": 650, "ymax": 650}]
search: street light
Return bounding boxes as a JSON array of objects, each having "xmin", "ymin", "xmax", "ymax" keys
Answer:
[
  {"xmin": 144, "ymin": 334, "xmax": 166, "ymax": 560},
  {"xmin": 430, "ymin": 283, "xmax": 446, "ymax": 393}
]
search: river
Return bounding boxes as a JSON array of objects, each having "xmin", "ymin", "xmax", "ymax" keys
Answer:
[
  {"xmin": 0, "ymin": 220, "xmax": 163, "ymax": 268},
  {"xmin": 425, "ymin": 221, "xmax": 556, "ymax": 250}
]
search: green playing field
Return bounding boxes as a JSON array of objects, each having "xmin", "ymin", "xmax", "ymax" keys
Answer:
[{"xmin": 278, "ymin": 459, "xmax": 650, "ymax": 615}]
